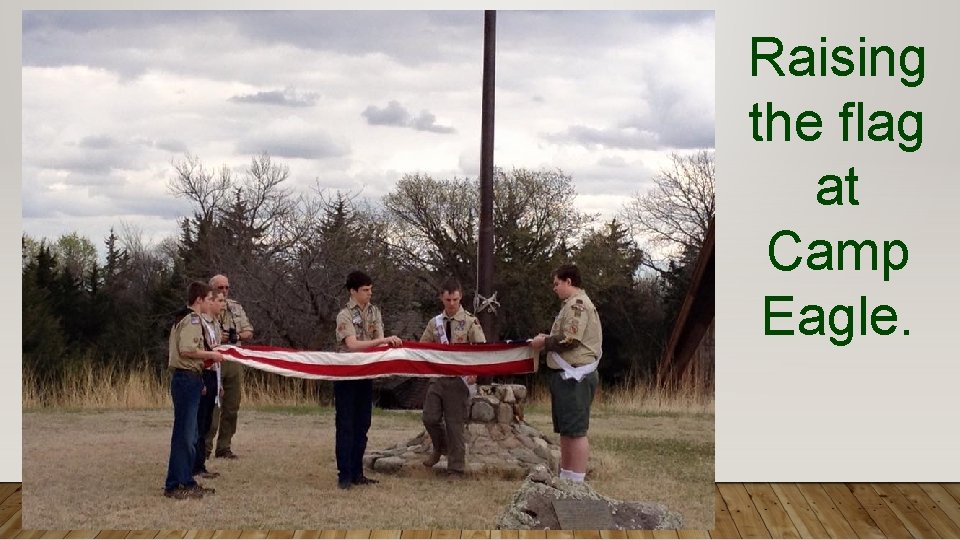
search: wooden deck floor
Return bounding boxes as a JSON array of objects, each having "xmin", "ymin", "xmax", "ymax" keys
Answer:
[{"xmin": 4, "ymin": 483, "xmax": 960, "ymax": 538}]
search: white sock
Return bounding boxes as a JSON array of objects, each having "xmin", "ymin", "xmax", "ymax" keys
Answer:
[{"xmin": 559, "ymin": 469, "xmax": 585, "ymax": 482}]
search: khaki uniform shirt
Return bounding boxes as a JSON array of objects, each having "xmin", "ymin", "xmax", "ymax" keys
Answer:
[
  {"xmin": 336, "ymin": 298, "xmax": 385, "ymax": 352},
  {"xmin": 546, "ymin": 289, "xmax": 603, "ymax": 369},
  {"xmin": 420, "ymin": 306, "xmax": 486, "ymax": 344},
  {"xmin": 168, "ymin": 309, "xmax": 207, "ymax": 372},
  {"xmin": 201, "ymin": 313, "xmax": 221, "ymax": 357},
  {"xmin": 218, "ymin": 298, "xmax": 253, "ymax": 344}
]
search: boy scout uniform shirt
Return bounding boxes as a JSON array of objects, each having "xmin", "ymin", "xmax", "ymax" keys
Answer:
[
  {"xmin": 420, "ymin": 306, "xmax": 486, "ymax": 344},
  {"xmin": 336, "ymin": 299, "xmax": 385, "ymax": 352},
  {"xmin": 546, "ymin": 289, "xmax": 603, "ymax": 369},
  {"xmin": 219, "ymin": 298, "xmax": 254, "ymax": 343},
  {"xmin": 168, "ymin": 310, "xmax": 207, "ymax": 372}
]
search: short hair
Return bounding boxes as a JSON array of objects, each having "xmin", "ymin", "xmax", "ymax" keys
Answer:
[
  {"xmin": 552, "ymin": 264, "xmax": 582, "ymax": 287},
  {"xmin": 187, "ymin": 281, "xmax": 212, "ymax": 306},
  {"xmin": 440, "ymin": 277, "xmax": 462, "ymax": 295},
  {"xmin": 346, "ymin": 270, "xmax": 373, "ymax": 291}
]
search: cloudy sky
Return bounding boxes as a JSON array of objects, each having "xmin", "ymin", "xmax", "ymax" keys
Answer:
[{"xmin": 22, "ymin": 10, "xmax": 714, "ymax": 254}]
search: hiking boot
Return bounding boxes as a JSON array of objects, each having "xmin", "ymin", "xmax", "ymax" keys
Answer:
[
  {"xmin": 337, "ymin": 479, "xmax": 352, "ymax": 490},
  {"xmin": 354, "ymin": 475, "xmax": 379, "ymax": 485},
  {"xmin": 422, "ymin": 452, "xmax": 442, "ymax": 468},
  {"xmin": 215, "ymin": 449, "xmax": 239, "ymax": 459},
  {"xmin": 164, "ymin": 486, "xmax": 203, "ymax": 500},
  {"xmin": 187, "ymin": 483, "xmax": 216, "ymax": 495}
]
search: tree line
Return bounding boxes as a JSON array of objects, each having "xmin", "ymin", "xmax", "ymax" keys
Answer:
[{"xmin": 22, "ymin": 151, "xmax": 715, "ymax": 391}]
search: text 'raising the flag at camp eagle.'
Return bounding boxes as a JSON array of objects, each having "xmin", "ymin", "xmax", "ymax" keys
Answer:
[{"xmin": 750, "ymin": 35, "xmax": 923, "ymax": 346}]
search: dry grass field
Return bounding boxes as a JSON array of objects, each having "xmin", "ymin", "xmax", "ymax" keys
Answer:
[{"xmin": 22, "ymin": 402, "xmax": 713, "ymax": 531}]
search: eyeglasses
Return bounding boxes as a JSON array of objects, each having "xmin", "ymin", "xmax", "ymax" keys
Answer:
[{"xmin": 217, "ymin": 285, "xmax": 230, "ymax": 290}]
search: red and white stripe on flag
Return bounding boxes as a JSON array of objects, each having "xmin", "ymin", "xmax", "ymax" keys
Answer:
[{"xmin": 217, "ymin": 341, "xmax": 536, "ymax": 380}]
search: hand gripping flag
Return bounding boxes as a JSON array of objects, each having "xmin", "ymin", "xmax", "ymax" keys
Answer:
[{"xmin": 216, "ymin": 341, "xmax": 536, "ymax": 380}]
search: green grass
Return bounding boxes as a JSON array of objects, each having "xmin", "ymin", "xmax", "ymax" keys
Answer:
[{"xmin": 591, "ymin": 433, "xmax": 714, "ymax": 484}]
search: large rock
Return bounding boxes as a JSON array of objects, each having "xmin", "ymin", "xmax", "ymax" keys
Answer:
[
  {"xmin": 472, "ymin": 401, "xmax": 496, "ymax": 422},
  {"xmin": 496, "ymin": 468, "xmax": 683, "ymax": 530},
  {"xmin": 365, "ymin": 383, "xmax": 559, "ymax": 478}
]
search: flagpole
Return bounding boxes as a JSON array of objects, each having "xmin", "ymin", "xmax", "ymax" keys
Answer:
[{"xmin": 478, "ymin": 10, "xmax": 497, "ymax": 341}]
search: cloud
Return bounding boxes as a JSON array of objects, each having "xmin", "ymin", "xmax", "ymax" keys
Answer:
[
  {"xmin": 77, "ymin": 135, "xmax": 117, "ymax": 149},
  {"xmin": 229, "ymin": 88, "xmax": 319, "ymax": 107},
  {"xmin": 362, "ymin": 100, "xmax": 410, "ymax": 127},
  {"xmin": 235, "ymin": 124, "xmax": 350, "ymax": 160},
  {"xmin": 545, "ymin": 125, "xmax": 662, "ymax": 150},
  {"xmin": 362, "ymin": 100, "xmax": 456, "ymax": 134}
]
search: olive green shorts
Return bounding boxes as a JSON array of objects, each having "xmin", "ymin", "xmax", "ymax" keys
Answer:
[{"xmin": 549, "ymin": 370, "xmax": 598, "ymax": 437}]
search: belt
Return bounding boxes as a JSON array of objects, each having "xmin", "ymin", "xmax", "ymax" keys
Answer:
[
  {"xmin": 548, "ymin": 352, "xmax": 599, "ymax": 382},
  {"xmin": 174, "ymin": 368, "xmax": 202, "ymax": 376}
]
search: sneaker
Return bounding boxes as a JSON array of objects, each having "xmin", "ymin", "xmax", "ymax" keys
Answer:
[
  {"xmin": 187, "ymin": 483, "xmax": 216, "ymax": 495},
  {"xmin": 422, "ymin": 452, "xmax": 442, "ymax": 468},
  {"xmin": 337, "ymin": 479, "xmax": 352, "ymax": 490},
  {"xmin": 354, "ymin": 475, "xmax": 379, "ymax": 485},
  {"xmin": 215, "ymin": 449, "xmax": 239, "ymax": 459},
  {"xmin": 164, "ymin": 486, "xmax": 203, "ymax": 499}
]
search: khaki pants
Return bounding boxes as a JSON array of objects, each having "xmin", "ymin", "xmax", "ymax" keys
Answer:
[
  {"xmin": 421, "ymin": 377, "xmax": 470, "ymax": 472},
  {"xmin": 205, "ymin": 361, "xmax": 243, "ymax": 455}
]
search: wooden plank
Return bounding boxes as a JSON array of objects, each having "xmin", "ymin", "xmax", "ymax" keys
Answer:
[
  {"xmin": 570, "ymin": 533, "xmax": 599, "ymax": 539},
  {"xmin": 0, "ymin": 508, "xmax": 23, "ymax": 538},
  {"xmin": 742, "ymin": 484, "xmax": 799, "ymax": 539},
  {"xmin": 0, "ymin": 486, "xmax": 19, "ymax": 504},
  {"xmin": 491, "ymin": 532, "xmax": 519, "ymax": 539},
  {"xmin": 342, "ymin": 532, "xmax": 370, "ymax": 540},
  {"xmin": 157, "ymin": 531, "xmax": 187, "ymax": 539},
  {"xmin": 292, "ymin": 531, "xmax": 324, "ymax": 539},
  {"xmin": 432, "ymin": 530, "xmax": 461, "ymax": 539},
  {"xmin": 14, "ymin": 530, "xmax": 47, "ymax": 539},
  {"xmin": 39, "ymin": 532, "xmax": 72, "ymax": 539},
  {"xmin": 650, "ymin": 531, "xmax": 678, "ymax": 539},
  {"xmin": 794, "ymin": 484, "xmax": 856, "ymax": 539},
  {"xmin": 920, "ymin": 484, "xmax": 960, "ymax": 533},
  {"xmin": 846, "ymin": 483, "xmax": 912, "ymax": 539},
  {"xmin": 518, "ymin": 532, "xmax": 546, "ymax": 539},
  {"xmin": 768, "ymin": 484, "xmax": 827, "ymax": 539},
  {"xmin": 711, "ymin": 485, "xmax": 741, "ymax": 539},
  {"xmin": 0, "ymin": 492, "xmax": 22, "ymax": 536},
  {"xmin": 317, "ymin": 532, "xmax": 346, "ymax": 539},
  {"xmin": 182, "ymin": 531, "xmax": 216, "ymax": 539},
  {"xmin": 942, "ymin": 484, "xmax": 960, "ymax": 505},
  {"xmin": 898, "ymin": 483, "xmax": 960, "ymax": 538},
  {"xmin": 544, "ymin": 531, "xmax": 574, "ymax": 539},
  {"xmin": 212, "ymin": 532, "xmax": 244, "ymax": 540},
  {"xmin": 400, "ymin": 531, "xmax": 432, "ymax": 539},
  {"xmin": 0, "ymin": 510, "xmax": 22, "ymax": 539},
  {"xmin": 65, "ymin": 531, "xmax": 100, "ymax": 539},
  {"xmin": 238, "ymin": 532, "xmax": 270, "ymax": 539},
  {"xmin": 125, "ymin": 532, "xmax": 159, "ymax": 539},
  {"xmin": 676, "ymin": 531, "xmax": 709, "ymax": 539},
  {"xmin": 369, "ymin": 531, "xmax": 403, "ymax": 539},
  {"xmin": 266, "ymin": 531, "xmax": 296, "ymax": 539},
  {"xmin": 820, "ymin": 483, "xmax": 884, "ymax": 539},
  {"xmin": 599, "ymin": 532, "xmax": 628, "ymax": 539},
  {"xmin": 624, "ymin": 532, "xmax": 654, "ymax": 539},
  {"xmin": 717, "ymin": 484, "xmax": 770, "ymax": 538},
  {"xmin": 870, "ymin": 483, "xmax": 939, "ymax": 538},
  {"xmin": 96, "ymin": 531, "xmax": 129, "ymax": 539}
]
